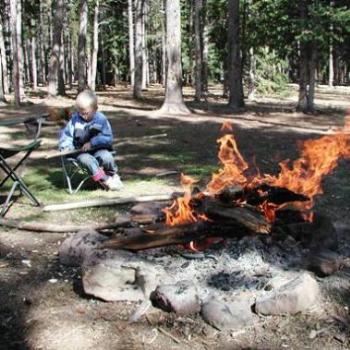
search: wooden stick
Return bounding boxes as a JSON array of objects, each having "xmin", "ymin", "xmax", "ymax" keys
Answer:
[
  {"xmin": 0, "ymin": 215, "xmax": 131, "ymax": 233},
  {"xmin": 42, "ymin": 194, "xmax": 172, "ymax": 212},
  {"xmin": 157, "ymin": 327, "xmax": 181, "ymax": 344},
  {"xmin": 45, "ymin": 133, "xmax": 168, "ymax": 159}
]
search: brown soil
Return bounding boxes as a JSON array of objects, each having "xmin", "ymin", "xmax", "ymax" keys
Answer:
[{"xmin": 0, "ymin": 85, "xmax": 350, "ymax": 350}]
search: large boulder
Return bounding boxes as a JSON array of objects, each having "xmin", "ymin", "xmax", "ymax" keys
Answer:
[
  {"xmin": 255, "ymin": 273, "xmax": 319, "ymax": 315},
  {"xmin": 201, "ymin": 298, "xmax": 254, "ymax": 331}
]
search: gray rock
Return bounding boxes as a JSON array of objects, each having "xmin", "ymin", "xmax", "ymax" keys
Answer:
[
  {"xmin": 150, "ymin": 280, "xmax": 200, "ymax": 315},
  {"xmin": 201, "ymin": 298, "xmax": 254, "ymax": 331},
  {"xmin": 255, "ymin": 273, "xmax": 319, "ymax": 315},
  {"xmin": 83, "ymin": 262, "xmax": 143, "ymax": 301},
  {"xmin": 82, "ymin": 250, "xmax": 164, "ymax": 302},
  {"xmin": 59, "ymin": 230, "xmax": 108, "ymax": 266},
  {"xmin": 308, "ymin": 249, "xmax": 342, "ymax": 276},
  {"xmin": 264, "ymin": 273, "xmax": 298, "ymax": 291}
]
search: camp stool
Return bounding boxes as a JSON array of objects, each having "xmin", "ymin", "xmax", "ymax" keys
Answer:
[{"xmin": 61, "ymin": 150, "xmax": 116, "ymax": 194}]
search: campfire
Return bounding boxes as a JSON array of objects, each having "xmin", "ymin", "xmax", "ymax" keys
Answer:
[{"xmin": 103, "ymin": 117, "xmax": 350, "ymax": 252}]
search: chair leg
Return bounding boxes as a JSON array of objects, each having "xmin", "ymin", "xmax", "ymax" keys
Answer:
[
  {"xmin": 1, "ymin": 181, "xmax": 20, "ymax": 216},
  {"xmin": 61, "ymin": 157, "xmax": 93, "ymax": 194},
  {"xmin": 61, "ymin": 157, "xmax": 74, "ymax": 194},
  {"xmin": 0, "ymin": 160, "xmax": 40, "ymax": 207}
]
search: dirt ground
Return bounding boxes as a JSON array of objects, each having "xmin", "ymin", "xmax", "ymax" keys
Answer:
[{"xmin": 0, "ymin": 84, "xmax": 350, "ymax": 350}]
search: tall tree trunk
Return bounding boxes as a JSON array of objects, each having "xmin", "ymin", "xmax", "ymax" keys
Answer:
[
  {"xmin": 328, "ymin": 0, "xmax": 334, "ymax": 87},
  {"xmin": 90, "ymin": 0, "xmax": 99, "ymax": 91},
  {"xmin": 128, "ymin": 0, "xmax": 135, "ymax": 86},
  {"xmin": 133, "ymin": 0, "xmax": 143, "ymax": 98},
  {"xmin": 100, "ymin": 29, "xmax": 106, "ymax": 86},
  {"xmin": 161, "ymin": 0, "xmax": 166, "ymax": 87},
  {"xmin": 194, "ymin": 0, "xmax": 203, "ymax": 101},
  {"xmin": 68, "ymin": 33, "xmax": 73, "ymax": 87},
  {"xmin": 0, "ymin": 30, "xmax": 5, "ymax": 103},
  {"xmin": 202, "ymin": 0, "xmax": 208, "ymax": 94},
  {"xmin": 141, "ymin": 0, "xmax": 148, "ymax": 89},
  {"xmin": 297, "ymin": 1, "xmax": 316, "ymax": 113},
  {"xmin": 227, "ymin": 0, "xmax": 244, "ymax": 110},
  {"xmin": 78, "ymin": 0, "xmax": 88, "ymax": 92},
  {"xmin": 58, "ymin": 31, "xmax": 65, "ymax": 95},
  {"xmin": 159, "ymin": 0, "xmax": 190, "ymax": 114},
  {"xmin": 30, "ymin": 19, "xmax": 38, "ymax": 90},
  {"xmin": 0, "ymin": 15, "xmax": 9, "ymax": 95},
  {"xmin": 10, "ymin": 0, "xmax": 21, "ymax": 105},
  {"xmin": 247, "ymin": 47, "xmax": 256, "ymax": 100},
  {"xmin": 0, "ymin": 55, "xmax": 5, "ymax": 102},
  {"xmin": 86, "ymin": 37, "xmax": 91, "ymax": 87},
  {"xmin": 38, "ymin": 0, "xmax": 45, "ymax": 84},
  {"xmin": 48, "ymin": 0, "xmax": 64, "ymax": 96},
  {"xmin": 4, "ymin": 0, "xmax": 12, "ymax": 93},
  {"xmin": 17, "ymin": 0, "xmax": 25, "ymax": 100},
  {"xmin": 24, "ymin": 39, "xmax": 30, "ymax": 85}
]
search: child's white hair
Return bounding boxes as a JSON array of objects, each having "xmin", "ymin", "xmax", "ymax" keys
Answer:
[{"xmin": 76, "ymin": 90, "xmax": 98, "ymax": 110}]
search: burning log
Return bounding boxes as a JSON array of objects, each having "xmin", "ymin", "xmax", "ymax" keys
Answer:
[
  {"xmin": 101, "ymin": 222, "xmax": 214, "ymax": 251},
  {"xmin": 204, "ymin": 203, "xmax": 271, "ymax": 234},
  {"xmin": 217, "ymin": 184, "xmax": 309, "ymax": 206},
  {"xmin": 102, "ymin": 203, "xmax": 271, "ymax": 251}
]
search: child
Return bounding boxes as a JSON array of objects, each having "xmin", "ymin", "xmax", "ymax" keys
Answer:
[{"xmin": 59, "ymin": 90, "xmax": 123, "ymax": 191}]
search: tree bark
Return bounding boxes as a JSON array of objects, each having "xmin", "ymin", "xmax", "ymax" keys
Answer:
[
  {"xmin": 227, "ymin": 0, "xmax": 244, "ymax": 110},
  {"xmin": 10, "ymin": 0, "xmax": 21, "ymax": 106},
  {"xmin": 159, "ymin": 0, "xmax": 190, "ymax": 114},
  {"xmin": 78, "ymin": 0, "xmax": 88, "ymax": 92},
  {"xmin": 128, "ymin": 0, "xmax": 135, "ymax": 86},
  {"xmin": 30, "ymin": 20, "xmax": 38, "ymax": 90},
  {"xmin": 48, "ymin": 0, "xmax": 65, "ymax": 96},
  {"xmin": 0, "ymin": 48, "xmax": 5, "ymax": 102},
  {"xmin": 247, "ymin": 47, "xmax": 256, "ymax": 100},
  {"xmin": 297, "ymin": 1, "xmax": 317, "ymax": 113},
  {"xmin": 0, "ymin": 15, "xmax": 9, "ymax": 96},
  {"xmin": 133, "ymin": 0, "xmax": 143, "ymax": 98},
  {"xmin": 23, "ymin": 39, "xmax": 30, "ymax": 85},
  {"xmin": 161, "ymin": 0, "xmax": 166, "ymax": 87},
  {"xmin": 142, "ymin": 0, "xmax": 148, "ymax": 89},
  {"xmin": 202, "ymin": 0, "xmax": 208, "ymax": 94},
  {"xmin": 194, "ymin": 0, "xmax": 203, "ymax": 101},
  {"xmin": 328, "ymin": 0, "xmax": 334, "ymax": 87},
  {"xmin": 38, "ymin": 0, "xmax": 46, "ymax": 84},
  {"xmin": 90, "ymin": 0, "xmax": 99, "ymax": 91}
]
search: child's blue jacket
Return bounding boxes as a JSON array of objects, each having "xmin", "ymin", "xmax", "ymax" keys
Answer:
[{"xmin": 59, "ymin": 111, "xmax": 114, "ymax": 151}]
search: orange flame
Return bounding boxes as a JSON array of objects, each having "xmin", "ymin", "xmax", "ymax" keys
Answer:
[
  {"xmin": 264, "ymin": 118, "xmax": 350, "ymax": 210},
  {"xmin": 206, "ymin": 134, "xmax": 249, "ymax": 194},
  {"xmin": 163, "ymin": 174, "xmax": 198, "ymax": 226},
  {"xmin": 164, "ymin": 117, "xmax": 350, "ymax": 230},
  {"xmin": 221, "ymin": 121, "xmax": 233, "ymax": 132}
]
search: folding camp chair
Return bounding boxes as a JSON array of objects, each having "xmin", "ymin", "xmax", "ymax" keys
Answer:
[
  {"xmin": 61, "ymin": 150, "xmax": 116, "ymax": 194},
  {"xmin": 0, "ymin": 116, "xmax": 45, "ymax": 216}
]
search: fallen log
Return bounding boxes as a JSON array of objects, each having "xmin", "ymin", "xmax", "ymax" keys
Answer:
[
  {"xmin": 0, "ymin": 215, "xmax": 131, "ymax": 233},
  {"xmin": 43, "ymin": 194, "xmax": 172, "ymax": 212}
]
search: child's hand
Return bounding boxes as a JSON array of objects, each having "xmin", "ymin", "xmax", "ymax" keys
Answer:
[{"xmin": 82, "ymin": 142, "xmax": 92, "ymax": 151}]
